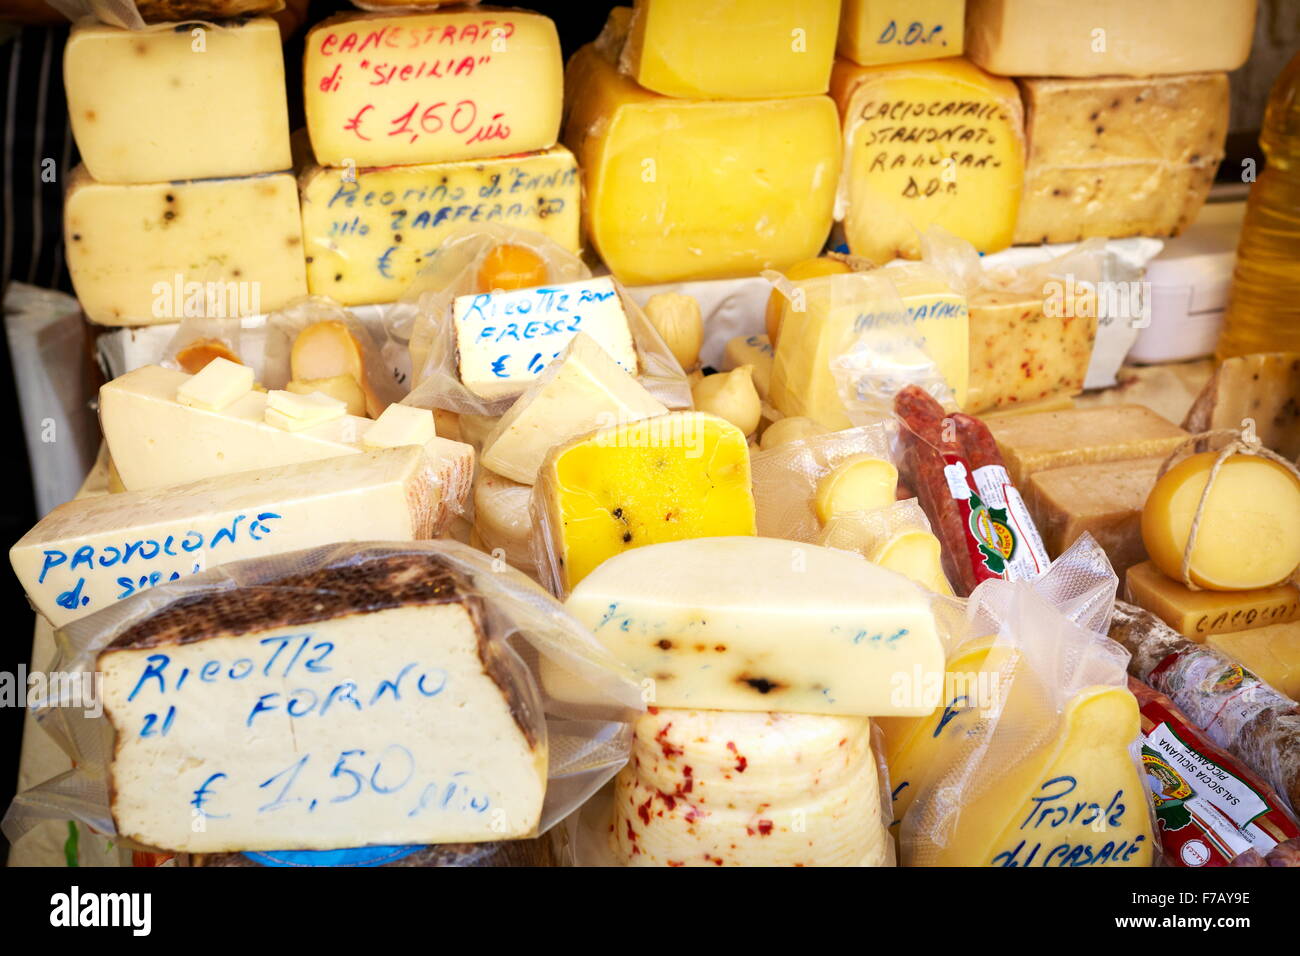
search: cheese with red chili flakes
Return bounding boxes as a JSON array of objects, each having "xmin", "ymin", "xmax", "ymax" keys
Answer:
[
  {"xmin": 610, "ymin": 708, "xmax": 889, "ymax": 867},
  {"xmin": 964, "ymin": 289, "xmax": 1096, "ymax": 414}
]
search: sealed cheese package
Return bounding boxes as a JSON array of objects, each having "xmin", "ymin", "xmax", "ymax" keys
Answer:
[
  {"xmin": 261, "ymin": 296, "xmax": 406, "ymax": 419},
  {"xmin": 396, "ymin": 224, "xmax": 691, "ymax": 417},
  {"xmin": 896, "ymin": 534, "xmax": 1157, "ymax": 867},
  {"xmin": 749, "ymin": 420, "xmax": 900, "ymax": 544},
  {"xmin": 160, "ymin": 316, "xmax": 259, "ymax": 379},
  {"xmin": 2, "ymin": 541, "xmax": 643, "ymax": 860}
]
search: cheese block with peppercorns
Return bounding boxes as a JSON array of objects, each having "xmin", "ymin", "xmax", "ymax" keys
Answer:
[{"xmin": 610, "ymin": 707, "xmax": 889, "ymax": 867}]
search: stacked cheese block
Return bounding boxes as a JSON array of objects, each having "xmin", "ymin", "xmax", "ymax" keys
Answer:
[
  {"xmin": 297, "ymin": 7, "xmax": 582, "ymax": 307},
  {"xmin": 562, "ymin": 2, "xmax": 843, "ymax": 284},
  {"xmin": 63, "ymin": 18, "xmax": 306, "ymax": 325}
]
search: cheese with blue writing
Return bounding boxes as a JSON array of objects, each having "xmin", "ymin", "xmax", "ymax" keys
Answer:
[
  {"xmin": 480, "ymin": 333, "xmax": 667, "ymax": 484},
  {"xmin": 11, "ymin": 448, "xmax": 443, "ymax": 628},
  {"xmin": 99, "ymin": 366, "xmax": 474, "ymax": 502},
  {"xmin": 303, "ymin": 10, "xmax": 563, "ymax": 167},
  {"xmin": 838, "ymin": 0, "xmax": 965, "ymax": 66},
  {"xmin": 98, "ymin": 550, "xmax": 547, "ymax": 853},
  {"xmin": 769, "ymin": 265, "xmax": 968, "ymax": 428},
  {"xmin": 65, "ymin": 167, "xmax": 307, "ymax": 327},
  {"xmin": 452, "ymin": 276, "xmax": 638, "ymax": 402},
  {"xmin": 564, "ymin": 537, "xmax": 943, "ymax": 716},
  {"xmin": 298, "ymin": 145, "xmax": 580, "ymax": 306},
  {"xmin": 611, "ymin": 707, "xmax": 889, "ymax": 866}
]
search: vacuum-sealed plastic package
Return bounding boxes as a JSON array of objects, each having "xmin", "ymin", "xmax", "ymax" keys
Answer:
[{"xmin": 3, "ymin": 541, "xmax": 642, "ymax": 862}]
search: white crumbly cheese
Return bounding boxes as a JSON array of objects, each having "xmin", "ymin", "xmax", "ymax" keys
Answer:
[
  {"xmin": 611, "ymin": 708, "xmax": 889, "ymax": 866},
  {"xmin": 101, "ymin": 602, "xmax": 547, "ymax": 853},
  {"xmin": 363, "ymin": 404, "xmax": 437, "ymax": 450},
  {"xmin": 10, "ymin": 448, "xmax": 439, "ymax": 627},
  {"xmin": 452, "ymin": 276, "xmax": 638, "ymax": 402},
  {"xmin": 563, "ymin": 536, "xmax": 944, "ymax": 716},
  {"xmin": 480, "ymin": 333, "xmax": 667, "ymax": 484},
  {"xmin": 176, "ymin": 358, "xmax": 255, "ymax": 412}
]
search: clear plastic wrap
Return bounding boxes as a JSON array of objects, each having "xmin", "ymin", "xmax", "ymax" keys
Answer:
[
  {"xmin": 159, "ymin": 315, "xmax": 260, "ymax": 378},
  {"xmin": 897, "ymin": 535, "xmax": 1158, "ymax": 867},
  {"xmin": 398, "ymin": 225, "xmax": 690, "ymax": 417},
  {"xmin": 816, "ymin": 498, "xmax": 933, "ymax": 555},
  {"xmin": 472, "ymin": 468, "xmax": 539, "ymax": 581},
  {"xmin": 749, "ymin": 420, "xmax": 899, "ymax": 544},
  {"xmin": 3, "ymin": 541, "xmax": 642, "ymax": 858}
]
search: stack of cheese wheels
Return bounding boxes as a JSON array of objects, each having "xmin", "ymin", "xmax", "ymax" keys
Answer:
[{"xmin": 63, "ymin": 16, "xmax": 306, "ymax": 326}]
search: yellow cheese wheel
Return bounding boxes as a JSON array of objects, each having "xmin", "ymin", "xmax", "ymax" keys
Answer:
[{"xmin": 1142, "ymin": 452, "xmax": 1300, "ymax": 591}]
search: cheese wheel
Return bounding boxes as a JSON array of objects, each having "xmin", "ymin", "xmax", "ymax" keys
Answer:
[{"xmin": 473, "ymin": 469, "xmax": 536, "ymax": 574}]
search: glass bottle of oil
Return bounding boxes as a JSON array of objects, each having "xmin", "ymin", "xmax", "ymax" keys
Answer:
[{"xmin": 1217, "ymin": 51, "xmax": 1300, "ymax": 359}]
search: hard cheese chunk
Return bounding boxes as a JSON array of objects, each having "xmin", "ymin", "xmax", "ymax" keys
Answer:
[
  {"xmin": 987, "ymin": 405, "xmax": 1188, "ymax": 486},
  {"xmin": 618, "ymin": 0, "xmax": 839, "ymax": 98},
  {"xmin": 299, "ymin": 145, "xmax": 580, "ymax": 306},
  {"xmin": 1183, "ymin": 353, "xmax": 1300, "ymax": 462},
  {"xmin": 565, "ymin": 536, "xmax": 944, "ymax": 716},
  {"xmin": 839, "ymin": 0, "xmax": 965, "ymax": 66},
  {"xmin": 265, "ymin": 389, "xmax": 347, "ymax": 432},
  {"xmin": 303, "ymin": 10, "xmax": 563, "ymax": 166},
  {"xmin": 480, "ymin": 334, "xmax": 667, "ymax": 484},
  {"xmin": 11, "ymin": 447, "xmax": 441, "ymax": 627},
  {"xmin": 770, "ymin": 265, "xmax": 968, "ymax": 428},
  {"xmin": 452, "ymin": 277, "xmax": 638, "ymax": 403},
  {"xmin": 535, "ymin": 413, "xmax": 755, "ymax": 593},
  {"xmin": 916, "ymin": 684, "xmax": 1153, "ymax": 866},
  {"xmin": 363, "ymin": 404, "xmax": 436, "ymax": 450},
  {"xmin": 965, "ymin": 290, "xmax": 1096, "ymax": 414},
  {"xmin": 99, "ymin": 551, "xmax": 546, "ymax": 853},
  {"xmin": 1126, "ymin": 560, "xmax": 1300, "ymax": 640},
  {"xmin": 1013, "ymin": 74, "xmax": 1229, "ymax": 245},
  {"xmin": 722, "ymin": 335, "xmax": 774, "ymax": 400},
  {"xmin": 1206, "ymin": 625, "xmax": 1300, "ymax": 699},
  {"xmin": 65, "ymin": 18, "xmax": 290, "ymax": 183},
  {"xmin": 830, "ymin": 57, "xmax": 1024, "ymax": 264},
  {"xmin": 564, "ymin": 41, "xmax": 841, "ymax": 284},
  {"xmin": 1026, "ymin": 457, "xmax": 1164, "ymax": 577},
  {"xmin": 99, "ymin": 365, "xmax": 474, "ymax": 505},
  {"xmin": 964, "ymin": 0, "xmax": 1256, "ymax": 77},
  {"xmin": 611, "ymin": 708, "xmax": 889, "ymax": 866},
  {"xmin": 65, "ymin": 168, "xmax": 306, "ymax": 326},
  {"xmin": 176, "ymin": 358, "xmax": 254, "ymax": 412}
]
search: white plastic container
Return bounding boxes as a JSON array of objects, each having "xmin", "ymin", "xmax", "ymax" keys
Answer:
[{"xmin": 1128, "ymin": 200, "xmax": 1246, "ymax": 364}]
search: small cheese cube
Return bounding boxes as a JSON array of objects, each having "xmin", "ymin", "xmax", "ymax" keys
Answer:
[
  {"xmin": 838, "ymin": 0, "xmax": 965, "ymax": 66},
  {"xmin": 611, "ymin": 708, "xmax": 889, "ymax": 866},
  {"xmin": 175, "ymin": 358, "xmax": 255, "ymax": 412},
  {"xmin": 65, "ymin": 18, "xmax": 290, "ymax": 183},
  {"xmin": 1125, "ymin": 561, "xmax": 1300, "ymax": 640},
  {"xmin": 965, "ymin": 290, "xmax": 1096, "ymax": 414},
  {"xmin": 1206, "ymin": 625, "xmax": 1300, "ymax": 699},
  {"xmin": 363, "ymin": 404, "xmax": 437, "ymax": 450},
  {"xmin": 830, "ymin": 57, "xmax": 1025, "ymax": 264},
  {"xmin": 265, "ymin": 389, "xmax": 347, "ymax": 432},
  {"xmin": 535, "ymin": 412, "xmax": 755, "ymax": 592},
  {"xmin": 480, "ymin": 334, "xmax": 667, "ymax": 485},
  {"xmin": 964, "ymin": 0, "xmax": 1256, "ymax": 77},
  {"xmin": 564, "ymin": 40, "xmax": 841, "ymax": 284},
  {"xmin": 10, "ymin": 447, "xmax": 443, "ymax": 627},
  {"xmin": 721, "ymin": 334, "xmax": 774, "ymax": 400},
  {"xmin": 986, "ymin": 405, "xmax": 1187, "ymax": 486},
  {"xmin": 303, "ymin": 10, "xmax": 563, "ymax": 167},
  {"xmin": 619, "ymin": 0, "xmax": 840, "ymax": 99},
  {"xmin": 98, "ymin": 550, "xmax": 547, "ymax": 853},
  {"xmin": 65, "ymin": 168, "xmax": 307, "ymax": 326},
  {"xmin": 298, "ymin": 145, "xmax": 580, "ymax": 306},
  {"xmin": 452, "ymin": 276, "xmax": 638, "ymax": 402},
  {"xmin": 1026, "ymin": 457, "xmax": 1164, "ymax": 578},
  {"xmin": 1013, "ymin": 74, "xmax": 1229, "ymax": 245},
  {"xmin": 565, "ymin": 536, "xmax": 944, "ymax": 716},
  {"xmin": 769, "ymin": 265, "xmax": 968, "ymax": 428}
]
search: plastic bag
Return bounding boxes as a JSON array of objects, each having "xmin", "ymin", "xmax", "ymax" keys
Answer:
[
  {"xmin": 816, "ymin": 498, "xmax": 932, "ymax": 555},
  {"xmin": 159, "ymin": 315, "xmax": 260, "ymax": 378},
  {"xmin": 749, "ymin": 420, "xmax": 899, "ymax": 544},
  {"xmin": 3, "ymin": 541, "xmax": 643, "ymax": 856},
  {"xmin": 396, "ymin": 224, "xmax": 691, "ymax": 416},
  {"xmin": 896, "ymin": 534, "xmax": 1159, "ymax": 867},
  {"xmin": 262, "ymin": 296, "xmax": 407, "ymax": 417}
]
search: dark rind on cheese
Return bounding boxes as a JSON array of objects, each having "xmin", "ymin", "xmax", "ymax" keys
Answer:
[
  {"xmin": 186, "ymin": 833, "xmax": 566, "ymax": 868},
  {"xmin": 101, "ymin": 549, "xmax": 539, "ymax": 743},
  {"xmin": 133, "ymin": 1, "xmax": 283, "ymax": 22}
]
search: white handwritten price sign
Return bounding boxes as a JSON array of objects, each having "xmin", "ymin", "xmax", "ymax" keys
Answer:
[{"xmin": 452, "ymin": 276, "xmax": 638, "ymax": 401}]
